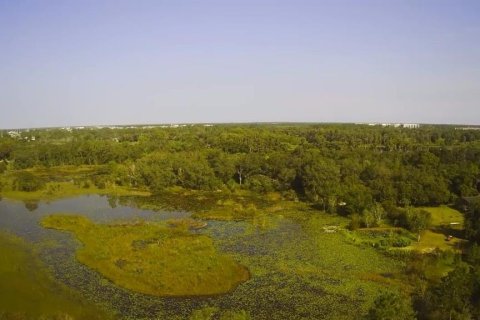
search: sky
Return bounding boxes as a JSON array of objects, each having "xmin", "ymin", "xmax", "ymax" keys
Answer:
[{"xmin": 0, "ymin": 0, "xmax": 479, "ymax": 129}]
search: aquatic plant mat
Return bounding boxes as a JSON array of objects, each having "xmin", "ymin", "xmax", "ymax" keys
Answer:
[
  {"xmin": 40, "ymin": 214, "xmax": 406, "ymax": 318},
  {"xmin": 41, "ymin": 215, "xmax": 250, "ymax": 297}
]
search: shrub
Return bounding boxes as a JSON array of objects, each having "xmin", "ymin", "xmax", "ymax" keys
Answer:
[
  {"xmin": 92, "ymin": 175, "xmax": 109, "ymax": 189},
  {"xmin": 391, "ymin": 236, "xmax": 411, "ymax": 248},
  {"xmin": 348, "ymin": 213, "xmax": 362, "ymax": 230},
  {"xmin": 0, "ymin": 161, "xmax": 6, "ymax": 174},
  {"xmin": 245, "ymin": 174, "xmax": 279, "ymax": 193}
]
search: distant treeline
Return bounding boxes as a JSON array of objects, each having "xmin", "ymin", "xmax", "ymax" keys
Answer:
[{"xmin": 1, "ymin": 124, "xmax": 480, "ymax": 213}]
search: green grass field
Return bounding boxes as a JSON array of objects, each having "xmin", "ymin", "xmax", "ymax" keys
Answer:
[
  {"xmin": 413, "ymin": 230, "xmax": 464, "ymax": 253},
  {"xmin": 412, "ymin": 206, "xmax": 465, "ymax": 253},
  {"xmin": 420, "ymin": 206, "xmax": 464, "ymax": 227}
]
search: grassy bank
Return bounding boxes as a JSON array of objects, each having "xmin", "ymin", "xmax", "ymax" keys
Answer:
[{"xmin": 0, "ymin": 231, "xmax": 113, "ymax": 319}]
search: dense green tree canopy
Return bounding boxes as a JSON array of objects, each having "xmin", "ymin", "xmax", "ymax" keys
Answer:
[{"xmin": 1, "ymin": 124, "xmax": 479, "ymax": 208}]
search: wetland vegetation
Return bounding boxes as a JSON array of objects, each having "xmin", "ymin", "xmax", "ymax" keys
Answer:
[
  {"xmin": 1, "ymin": 123, "xmax": 480, "ymax": 319},
  {"xmin": 0, "ymin": 231, "xmax": 112, "ymax": 320},
  {"xmin": 41, "ymin": 214, "xmax": 250, "ymax": 297}
]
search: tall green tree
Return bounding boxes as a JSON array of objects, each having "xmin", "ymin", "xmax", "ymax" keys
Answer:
[{"xmin": 301, "ymin": 154, "xmax": 340, "ymax": 212}]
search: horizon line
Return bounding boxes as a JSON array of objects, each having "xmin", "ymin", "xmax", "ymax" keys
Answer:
[{"xmin": 2, "ymin": 121, "xmax": 480, "ymax": 131}]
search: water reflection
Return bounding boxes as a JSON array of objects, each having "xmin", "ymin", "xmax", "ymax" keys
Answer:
[
  {"xmin": 107, "ymin": 195, "xmax": 118, "ymax": 208},
  {"xmin": 0, "ymin": 195, "xmax": 190, "ymax": 242},
  {"xmin": 24, "ymin": 200, "xmax": 39, "ymax": 211}
]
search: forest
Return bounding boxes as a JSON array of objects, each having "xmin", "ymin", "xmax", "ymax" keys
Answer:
[{"xmin": 1, "ymin": 123, "xmax": 480, "ymax": 319}]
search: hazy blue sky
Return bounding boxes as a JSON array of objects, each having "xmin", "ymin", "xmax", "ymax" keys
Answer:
[{"xmin": 1, "ymin": 0, "xmax": 479, "ymax": 128}]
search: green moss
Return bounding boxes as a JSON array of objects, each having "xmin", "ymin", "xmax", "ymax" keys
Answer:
[
  {"xmin": 0, "ymin": 231, "xmax": 113, "ymax": 319},
  {"xmin": 41, "ymin": 215, "xmax": 250, "ymax": 297}
]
